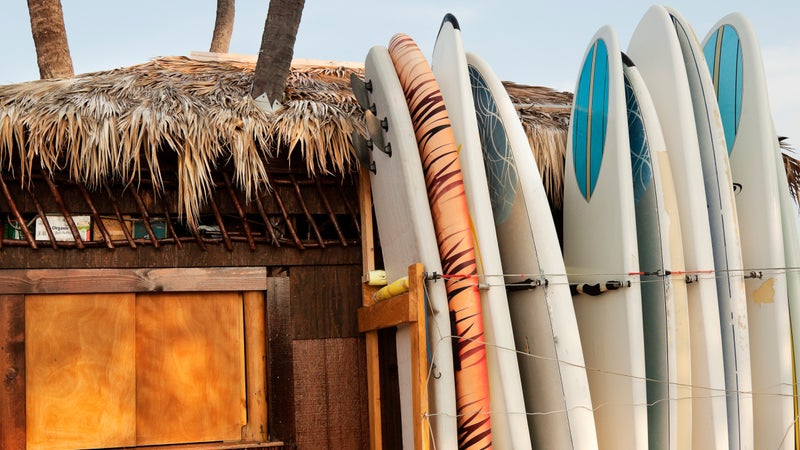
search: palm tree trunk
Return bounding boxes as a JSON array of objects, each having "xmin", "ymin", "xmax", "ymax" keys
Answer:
[
  {"xmin": 210, "ymin": 0, "xmax": 235, "ymax": 53},
  {"xmin": 27, "ymin": 0, "xmax": 73, "ymax": 79},
  {"xmin": 250, "ymin": 0, "xmax": 305, "ymax": 109}
]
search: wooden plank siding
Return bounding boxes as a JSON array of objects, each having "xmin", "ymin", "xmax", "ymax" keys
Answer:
[
  {"xmin": 290, "ymin": 265, "xmax": 363, "ymax": 340},
  {"xmin": 0, "ymin": 294, "xmax": 25, "ymax": 450},
  {"xmin": 0, "ymin": 244, "xmax": 361, "ymax": 270},
  {"xmin": 293, "ymin": 338, "xmax": 368, "ymax": 450},
  {"xmin": 266, "ymin": 276, "xmax": 296, "ymax": 446}
]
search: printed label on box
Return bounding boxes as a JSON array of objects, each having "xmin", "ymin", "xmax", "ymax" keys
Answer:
[{"xmin": 35, "ymin": 215, "xmax": 91, "ymax": 241}]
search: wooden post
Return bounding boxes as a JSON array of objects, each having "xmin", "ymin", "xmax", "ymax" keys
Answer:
[
  {"xmin": 408, "ymin": 264, "xmax": 429, "ymax": 450},
  {"xmin": 241, "ymin": 291, "xmax": 268, "ymax": 442},
  {"xmin": 0, "ymin": 295, "xmax": 26, "ymax": 450},
  {"xmin": 266, "ymin": 276, "xmax": 295, "ymax": 446},
  {"xmin": 358, "ymin": 166, "xmax": 382, "ymax": 450}
]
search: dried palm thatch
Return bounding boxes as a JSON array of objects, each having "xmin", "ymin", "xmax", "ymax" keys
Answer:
[
  {"xmin": 0, "ymin": 56, "xmax": 365, "ymax": 224},
  {"xmin": 503, "ymin": 81, "xmax": 572, "ymax": 208},
  {"xmin": 0, "ymin": 54, "xmax": 573, "ymax": 223}
]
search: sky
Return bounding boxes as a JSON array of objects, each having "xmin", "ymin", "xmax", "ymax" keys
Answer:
[{"xmin": 0, "ymin": 1, "xmax": 798, "ymax": 145}]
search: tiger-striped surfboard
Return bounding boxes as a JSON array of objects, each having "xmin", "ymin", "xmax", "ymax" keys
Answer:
[{"xmin": 389, "ymin": 33, "xmax": 493, "ymax": 449}]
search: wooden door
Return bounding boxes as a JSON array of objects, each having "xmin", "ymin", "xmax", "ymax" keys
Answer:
[
  {"xmin": 136, "ymin": 291, "xmax": 246, "ymax": 445},
  {"xmin": 25, "ymin": 293, "xmax": 137, "ymax": 450},
  {"xmin": 25, "ymin": 291, "xmax": 247, "ymax": 449}
]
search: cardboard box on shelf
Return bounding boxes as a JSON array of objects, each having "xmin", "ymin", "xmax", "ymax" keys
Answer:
[
  {"xmin": 93, "ymin": 216, "xmax": 133, "ymax": 241},
  {"xmin": 34, "ymin": 215, "xmax": 91, "ymax": 241}
]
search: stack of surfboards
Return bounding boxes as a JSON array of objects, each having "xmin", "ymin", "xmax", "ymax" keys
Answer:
[
  {"xmin": 353, "ymin": 12, "xmax": 597, "ymax": 450},
  {"xmin": 565, "ymin": 4, "xmax": 797, "ymax": 450},
  {"xmin": 352, "ymin": 6, "xmax": 798, "ymax": 449}
]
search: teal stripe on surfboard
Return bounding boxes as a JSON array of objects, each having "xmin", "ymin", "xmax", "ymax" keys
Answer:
[
  {"xmin": 572, "ymin": 39, "xmax": 609, "ymax": 201},
  {"xmin": 704, "ymin": 25, "xmax": 743, "ymax": 154},
  {"xmin": 468, "ymin": 64, "xmax": 516, "ymax": 224},
  {"xmin": 624, "ymin": 67, "xmax": 653, "ymax": 205}
]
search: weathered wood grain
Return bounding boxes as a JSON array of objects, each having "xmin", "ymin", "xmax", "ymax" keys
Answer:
[
  {"xmin": 293, "ymin": 339, "xmax": 329, "ymax": 449},
  {"xmin": 0, "ymin": 243, "xmax": 360, "ymax": 270},
  {"xmin": 290, "ymin": 265, "xmax": 362, "ymax": 340},
  {"xmin": 0, "ymin": 294, "xmax": 25, "ymax": 450},
  {"xmin": 242, "ymin": 291, "xmax": 269, "ymax": 442},
  {"xmin": 267, "ymin": 276, "xmax": 295, "ymax": 446},
  {"xmin": 324, "ymin": 338, "xmax": 369, "ymax": 450},
  {"xmin": 0, "ymin": 267, "xmax": 267, "ymax": 294}
]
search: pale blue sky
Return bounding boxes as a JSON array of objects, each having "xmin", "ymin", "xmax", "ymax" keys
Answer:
[{"xmin": 1, "ymin": 1, "xmax": 797, "ymax": 143}]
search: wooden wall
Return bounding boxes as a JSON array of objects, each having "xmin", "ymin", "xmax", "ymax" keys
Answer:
[
  {"xmin": 282, "ymin": 264, "xmax": 369, "ymax": 449},
  {"xmin": 0, "ymin": 169, "xmax": 370, "ymax": 449},
  {"xmin": 0, "ymin": 262, "xmax": 369, "ymax": 450}
]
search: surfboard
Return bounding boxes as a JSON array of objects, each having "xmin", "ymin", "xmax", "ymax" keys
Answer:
[
  {"xmin": 629, "ymin": 5, "xmax": 749, "ymax": 449},
  {"xmin": 622, "ymin": 54, "xmax": 693, "ymax": 450},
  {"xmin": 467, "ymin": 50, "xmax": 598, "ymax": 449},
  {"xmin": 564, "ymin": 26, "xmax": 648, "ymax": 450},
  {"xmin": 358, "ymin": 45, "xmax": 459, "ymax": 449},
  {"xmin": 388, "ymin": 33, "xmax": 493, "ymax": 450},
  {"xmin": 776, "ymin": 141, "xmax": 800, "ymax": 450},
  {"xmin": 430, "ymin": 14, "xmax": 530, "ymax": 449},
  {"xmin": 703, "ymin": 13, "xmax": 795, "ymax": 449}
]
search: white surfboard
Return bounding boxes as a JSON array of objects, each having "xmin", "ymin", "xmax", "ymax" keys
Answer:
[
  {"xmin": 622, "ymin": 55, "xmax": 693, "ymax": 450},
  {"xmin": 431, "ymin": 14, "xmax": 530, "ymax": 449},
  {"xmin": 702, "ymin": 13, "xmax": 795, "ymax": 449},
  {"xmin": 629, "ymin": 5, "xmax": 749, "ymax": 449},
  {"xmin": 361, "ymin": 44, "xmax": 459, "ymax": 450},
  {"xmin": 467, "ymin": 51, "xmax": 598, "ymax": 450},
  {"xmin": 776, "ymin": 141, "xmax": 800, "ymax": 450},
  {"xmin": 564, "ymin": 26, "xmax": 648, "ymax": 450}
]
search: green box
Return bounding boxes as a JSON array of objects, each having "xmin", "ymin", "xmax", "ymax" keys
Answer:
[
  {"xmin": 4, "ymin": 221, "xmax": 23, "ymax": 239},
  {"xmin": 132, "ymin": 219, "xmax": 167, "ymax": 239}
]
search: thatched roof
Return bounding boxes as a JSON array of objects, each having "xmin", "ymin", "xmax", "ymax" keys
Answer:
[{"xmin": 0, "ymin": 54, "xmax": 572, "ymax": 223}]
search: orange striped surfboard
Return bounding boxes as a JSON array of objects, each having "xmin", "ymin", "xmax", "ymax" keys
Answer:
[{"xmin": 388, "ymin": 33, "xmax": 493, "ymax": 449}]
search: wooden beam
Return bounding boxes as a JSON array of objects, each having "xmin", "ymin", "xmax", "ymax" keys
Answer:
[
  {"xmin": 357, "ymin": 291, "xmax": 413, "ymax": 333},
  {"xmin": 359, "ymin": 168, "xmax": 375, "ymax": 279},
  {"xmin": 407, "ymin": 264, "xmax": 430, "ymax": 450},
  {"xmin": 0, "ymin": 294, "xmax": 25, "ymax": 450},
  {"xmin": 0, "ymin": 243, "xmax": 362, "ymax": 270},
  {"xmin": 358, "ymin": 166, "xmax": 382, "ymax": 450},
  {"xmin": 241, "ymin": 291, "xmax": 268, "ymax": 442},
  {"xmin": 0, "ymin": 267, "xmax": 268, "ymax": 295},
  {"xmin": 266, "ymin": 276, "xmax": 295, "ymax": 446}
]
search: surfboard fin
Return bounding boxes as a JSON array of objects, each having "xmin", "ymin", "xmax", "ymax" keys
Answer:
[
  {"xmin": 365, "ymin": 110, "xmax": 388, "ymax": 155},
  {"xmin": 350, "ymin": 74, "xmax": 373, "ymax": 113},
  {"xmin": 350, "ymin": 131, "xmax": 375, "ymax": 173}
]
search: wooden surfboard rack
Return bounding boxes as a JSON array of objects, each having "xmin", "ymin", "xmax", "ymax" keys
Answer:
[
  {"xmin": 359, "ymin": 165, "xmax": 429, "ymax": 449},
  {"xmin": 359, "ymin": 262, "xmax": 430, "ymax": 450}
]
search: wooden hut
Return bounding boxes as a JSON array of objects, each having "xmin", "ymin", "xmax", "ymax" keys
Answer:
[{"xmin": 0, "ymin": 53, "xmax": 572, "ymax": 449}]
